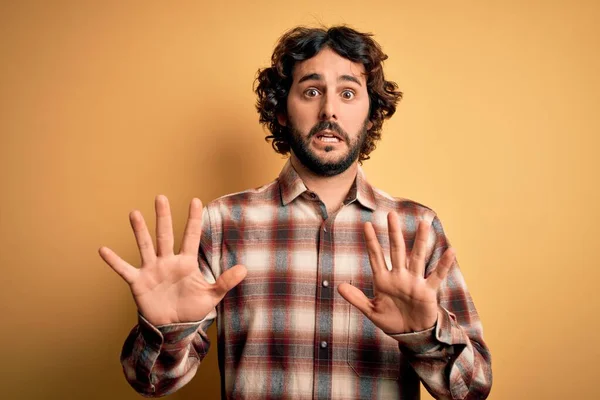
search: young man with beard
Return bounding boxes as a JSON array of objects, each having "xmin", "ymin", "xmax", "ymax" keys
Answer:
[{"xmin": 100, "ymin": 26, "xmax": 492, "ymax": 399}]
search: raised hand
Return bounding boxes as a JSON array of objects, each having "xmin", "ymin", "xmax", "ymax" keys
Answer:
[
  {"xmin": 338, "ymin": 212, "xmax": 456, "ymax": 334},
  {"xmin": 99, "ymin": 195, "xmax": 247, "ymax": 326}
]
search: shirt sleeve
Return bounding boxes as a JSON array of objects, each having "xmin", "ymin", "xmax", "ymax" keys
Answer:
[
  {"xmin": 389, "ymin": 214, "xmax": 493, "ymax": 400},
  {"xmin": 119, "ymin": 207, "xmax": 219, "ymax": 397}
]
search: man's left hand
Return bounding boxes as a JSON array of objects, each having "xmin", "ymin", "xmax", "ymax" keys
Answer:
[{"xmin": 338, "ymin": 212, "xmax": 456, "ymax": 334}]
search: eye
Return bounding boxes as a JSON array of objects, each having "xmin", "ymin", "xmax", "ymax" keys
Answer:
[
  {"xmin": 304, "ymin": 88, "xmax": 320, "ymax": 98},
  {"xmin": 341, "ymin": 90, "xmax": 355, "ymax": 100}
]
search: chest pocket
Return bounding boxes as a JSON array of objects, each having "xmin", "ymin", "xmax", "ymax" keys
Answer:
[{"xmin": 347, "ymin": 280, "xmax": 400, "ymax": 380}]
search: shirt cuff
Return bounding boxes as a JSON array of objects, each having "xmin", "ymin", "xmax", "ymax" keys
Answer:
[
  {"xmin": 137, "ymin": 313, "xmax": 204, "ymax": 350},
  {"xmin": 388, "ymin": 324, "xmax": 439, "ymax": 354},
  {"xmin": 388, "ymin": 306, "xmax": 468, "ymax": 354}
]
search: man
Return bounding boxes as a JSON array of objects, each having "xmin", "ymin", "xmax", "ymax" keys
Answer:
[{"xmin": 99, "ymin": 25, "xmax": 492, "ymax": 399}]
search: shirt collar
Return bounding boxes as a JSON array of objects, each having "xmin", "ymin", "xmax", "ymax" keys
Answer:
[
  {"xmin": 354, "ymin": 165, "xmax": 377, "ymax": 211},
  {"xmin": 278, "ymin": 159, "xmax": 377, "ymax": 211},
  {"xmin": 278, "ymin": 160, "xmax": 308, "ymax": 206}
]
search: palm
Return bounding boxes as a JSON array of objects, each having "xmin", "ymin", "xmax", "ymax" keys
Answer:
[
  {"xmin": 129, "ymin": 254, "xmax": 217, "ymax": 326},
  {"xmin": 99, "ymin": 196, "xmax": 246, "ymax": 326},
  {"xmin": 365, "ymin": 271, "xmax": 439, "ymax": 334},
  {"xmin": 339, "ymin": 212, "xmax": 455, "ymax": 334}
]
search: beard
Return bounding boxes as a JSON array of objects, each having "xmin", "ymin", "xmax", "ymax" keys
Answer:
[{"xmin": 287, "ymin": 118, "xmax": 370, "ymax": 177}]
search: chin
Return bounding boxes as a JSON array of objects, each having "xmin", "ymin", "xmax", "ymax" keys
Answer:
[{"xmin": 314, "ymin": 153, "xmax": 347, "ymax": 165}]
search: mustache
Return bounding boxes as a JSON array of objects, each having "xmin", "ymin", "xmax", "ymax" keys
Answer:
[{"xmin": 307, "ymin": 121, "xmax": 349, "ymax": 142}]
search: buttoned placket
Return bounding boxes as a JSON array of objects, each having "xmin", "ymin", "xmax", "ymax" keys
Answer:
[{"xmin": 308, "ymin": 192, "xmax": 338, "ymax": 399}]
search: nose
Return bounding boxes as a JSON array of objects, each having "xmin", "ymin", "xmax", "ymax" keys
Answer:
[{"xmin": 319, "ymin": 93, "xmax": 337, "ymax": 121}]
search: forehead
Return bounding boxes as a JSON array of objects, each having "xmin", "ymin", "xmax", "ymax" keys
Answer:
[{"xmin": 292, "ymin": 47, "xmax": 367, "ymax": 84}]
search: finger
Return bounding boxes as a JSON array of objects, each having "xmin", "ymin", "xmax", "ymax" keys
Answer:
[
  {"xmin": 387, "ymin": 211, "xmax": 406, "ymax": 275},
  {"xmin": 129, "ymin": 210, "xmax": 157, "ymax": 264},
  {"xmin": 180, "ymin": 198, "xmax": 203, "ymax": 255},
  {"xmin": 426, "ymin": 247, "xmax": 456, "ymax": 290},
  {"xmin": 408, "ymin": 219, "xmax": 430, "ymax": 276},
  {"xmin": 338, "ymin": 283, "xmax": 373, "ymax": 319},
  {"xmin": 213, "ymin": 264, "xmax": 248, "ymax": 300},
  {"xmin": 155, "ymin": 195, "xmax": 174, "ymax": 257},
  {"xmin": 364, "ymin": 221, "xmax": 387, "ymax": 276},
  {"xmin": 98, "ymin": 246, "xmax": 139, "ymax": 284}
]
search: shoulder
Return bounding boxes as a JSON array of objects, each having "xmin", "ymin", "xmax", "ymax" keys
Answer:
[
  {"xmin": 369, "ymin": 185, "xmax": 450, "ymax": 251},
  {"xmin": 370, "ymin": 185, "xmax": 439, "ymax": 224},
  {"xmin": 203, "ymin": 178, "xmax": 280, "ymax": 223}
]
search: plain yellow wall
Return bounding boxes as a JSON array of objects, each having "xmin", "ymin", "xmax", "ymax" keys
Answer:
[{"xmin": 1, "ymin": 1, "xmax": 599, "ymax": 399}]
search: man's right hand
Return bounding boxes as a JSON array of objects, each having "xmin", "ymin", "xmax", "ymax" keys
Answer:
[{"xmin": 99, "ymin": 195, "xmax": 247, "ymax": 326}]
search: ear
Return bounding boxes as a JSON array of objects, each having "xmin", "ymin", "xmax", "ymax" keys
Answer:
[
  {"xmin": 367, "ymin": 120, "xmax": 374, "ymax": 130},
  {"xmin": 277, "ymin": 113, "xmax": 287, "ymax": 127}
]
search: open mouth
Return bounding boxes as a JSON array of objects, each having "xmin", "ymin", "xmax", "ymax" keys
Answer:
[{"xmin": 315, "ymin": 130, "xmax": 343, "ymax": 143}]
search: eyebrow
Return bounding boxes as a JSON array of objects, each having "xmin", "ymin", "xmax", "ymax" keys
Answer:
[{"xmin": 297, "ymin": 73, "xmax": 362, "ymax": 87}]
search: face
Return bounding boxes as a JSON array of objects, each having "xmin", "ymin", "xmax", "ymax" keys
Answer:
[{"xmin": 278, "ymin": 47, "xmax": 373, "ymax": 177}]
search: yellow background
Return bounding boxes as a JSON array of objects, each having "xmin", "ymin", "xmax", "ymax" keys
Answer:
[{"xmin": 1, "ymin": 1, "xmax": 598, "ymax": 399}]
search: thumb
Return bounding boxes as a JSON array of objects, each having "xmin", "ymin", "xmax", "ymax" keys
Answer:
[
  {"xmin": 213, "ymin": 264, "xmax": 247, "ymax": 299},
  {"xmin": 338, "ymin": 283, "xmax": 373, "ymax": 319}
]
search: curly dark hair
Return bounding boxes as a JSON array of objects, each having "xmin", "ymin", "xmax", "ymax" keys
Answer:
[{"xmin": 254, "ymin": 25, "xmax": 403, "ymax": 162}]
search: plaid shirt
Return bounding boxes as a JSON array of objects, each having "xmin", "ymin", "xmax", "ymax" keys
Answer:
[{"xmin": 121, "ymin": 161, "xmax": 492, "ymax": 399}]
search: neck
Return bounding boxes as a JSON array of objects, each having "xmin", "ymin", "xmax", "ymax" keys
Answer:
[{"xmin": 290, "ymin": 154, "xmax": 358, "ymax": 214}]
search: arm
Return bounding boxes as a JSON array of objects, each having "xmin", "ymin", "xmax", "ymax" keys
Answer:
[
  {"xmin": 119, "ymin": 212, "xmax": 217, "ymax": 397},
  {"xmin": 390, "ymin": 216, "xmax": 492, "ymax": 399},
  {"xmin": 99, "ymin": 197, "xmax": 245, "ymax": 397},
  {"xmin": 338, "ymin": 212, "xmax": 492, "ymax": 400}
]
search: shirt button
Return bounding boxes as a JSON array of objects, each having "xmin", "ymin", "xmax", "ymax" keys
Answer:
[
  {"xmin": 322, "ymin": 280, "xmax": 329, "ymax": 288},
  {"xmin": 320, "ymin": 341, "xmax": 328, "ymax": 348}
]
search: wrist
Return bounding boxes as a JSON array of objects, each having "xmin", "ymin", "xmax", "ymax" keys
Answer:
[
  {"xmin": 138, "ymin": 311, "xmax": 178, "ymax": 327},
  {"xmin": 384, "ymin": 311, "xmax": 439, "ymax": 335},
  {"xmin": 410, "ymin": 316, "xmax": 438, "ymax": 333}
]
